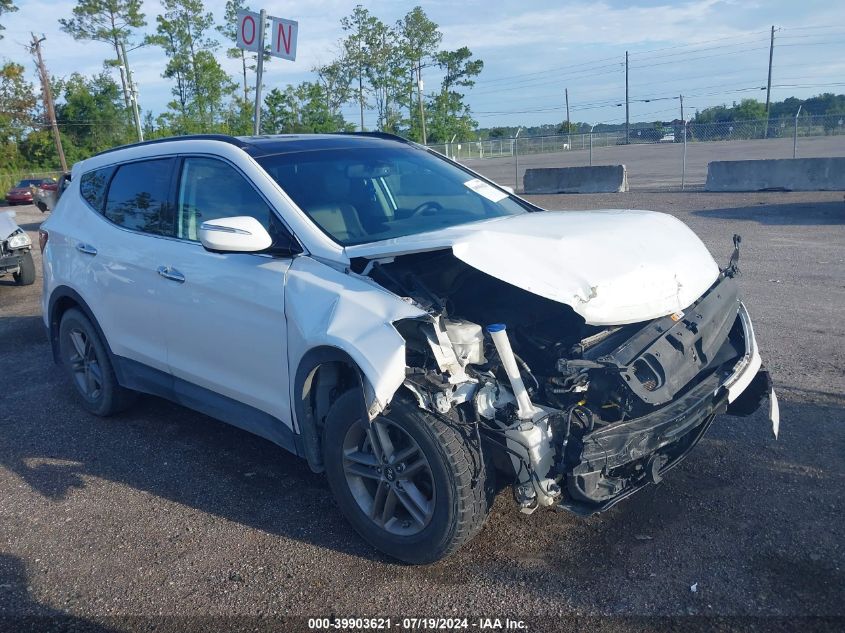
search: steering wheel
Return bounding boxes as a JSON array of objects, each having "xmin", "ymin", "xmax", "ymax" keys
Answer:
[{"xmin": 409, "ymin": 201, "xmax": 444, "ymax": 217}]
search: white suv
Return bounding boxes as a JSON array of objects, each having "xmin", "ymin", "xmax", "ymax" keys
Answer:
[{"xmin": 41, "ymin": 133, "xmax": 777, "ymax": 563}]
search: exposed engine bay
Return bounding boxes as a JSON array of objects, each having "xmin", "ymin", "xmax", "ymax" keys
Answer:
[{"xmin": 352, "ymin": 246, "xmax": 768, "ymax": 514}]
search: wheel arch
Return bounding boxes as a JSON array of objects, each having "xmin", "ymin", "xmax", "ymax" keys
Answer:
[
  {"xmin": 292, "ymin": 345, "xmax": 372, "ymax": 473},
  {"xmin": 48, "ymin": 286, "xmax": 115, "ymax": 368}
]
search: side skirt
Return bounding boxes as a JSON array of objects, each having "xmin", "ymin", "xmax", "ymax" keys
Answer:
[{"xmin": 114, "ymin": 356, "xmax": 303, "ymax": 458}]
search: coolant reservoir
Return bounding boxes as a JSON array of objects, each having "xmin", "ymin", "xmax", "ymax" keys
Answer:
[{"xmin": 444, "ymin": 320, "xmax": 486, "ymax": 367}]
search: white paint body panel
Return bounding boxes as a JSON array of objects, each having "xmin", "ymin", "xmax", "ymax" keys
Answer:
[
  {"xmin": 345, "ymin": 210, "xmax": 720, "ymax": 325},
  {"xmin": 284, "ymin": 256, "xmax": 426, "ymax": 420},
  {"xmin": 152, "ymin": 237, "xmax": 293, "ymax": 424},
  {"xmin": 42, "ymin": 176, "xmax": 169, "ymax": 372}
]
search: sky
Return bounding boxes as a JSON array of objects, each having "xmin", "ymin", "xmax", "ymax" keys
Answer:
[{"xmin": 1, "ymin": 0, "xmax": 844, "ymax": 131}]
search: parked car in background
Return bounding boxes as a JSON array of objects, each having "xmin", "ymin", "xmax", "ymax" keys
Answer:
[
  {"xmin": 0, "ymin": 211, "xmax": 35, "ymax": 285},
  {"xmin": 5, "ymin": 179, "xmax": 41, "ymax": 205},
  {"xmin": 40, "ymin": 133, "xmax": 777, "ymax": 564},
  {"xmin": 4, "ymin": 178, "xmax": 58, "ymax": 206}
]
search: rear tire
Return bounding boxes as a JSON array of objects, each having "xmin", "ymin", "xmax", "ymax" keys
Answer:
[
  {"xmin": 59, "ymin": 308, "xmax": 137, "ymax": 416},
  {"xmin": 13, "ymin": 251, "xmax": 35, "ymax": 286},
  {"xmin": 323, "ymin": 390, "xmax": 493, "ymax": 564}
]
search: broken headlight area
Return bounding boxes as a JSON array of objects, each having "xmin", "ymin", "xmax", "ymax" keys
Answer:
[{"xmin": 361, "ymin": 251, "xmax": 762, "ymax": 515}]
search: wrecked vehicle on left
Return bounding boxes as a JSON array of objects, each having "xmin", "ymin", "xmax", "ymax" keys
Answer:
[
  {"xmin": 40, "ymin": 133, "xmax": 778, "ymax": 564},
  {"xmin": 0, "ymin": 211, "xmax": 36, "ymax": 286}
]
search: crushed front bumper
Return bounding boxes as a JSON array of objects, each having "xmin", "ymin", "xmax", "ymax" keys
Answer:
[{"xmin": 559, "ymin": 297, "xmax": 777, "ymax": 516}]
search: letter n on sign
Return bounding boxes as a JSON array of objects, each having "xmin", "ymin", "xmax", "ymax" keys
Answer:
[
  {"xmin": 236, "ymin": 9, "xmax": 261, "ymax": 52},
  {"xmin": 269, "ymin": 16, "xmax": 298, "ymax": 61}
]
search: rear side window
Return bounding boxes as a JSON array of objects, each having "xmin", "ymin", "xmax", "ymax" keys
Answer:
[
  {"xmin": 79, "ymin": 166, "xmax": 115, "ymax": 212},
  {"xmin": 104, "ymin": 159, "xmax": 175, "ymax": 236}
]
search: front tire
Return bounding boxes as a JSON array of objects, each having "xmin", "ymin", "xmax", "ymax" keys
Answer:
[
  {"xmin": 323, "ymin": 390, "xmax": 493, "ymax": 564},
  {"xmin": 13, "ymin": 251, "xmax": 35, "ymax": 285},
  {"xmin": 59, "ymin": 308, "xmax": 136, "ymax": 416}
]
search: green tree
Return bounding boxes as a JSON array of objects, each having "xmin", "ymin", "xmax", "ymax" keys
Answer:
[
  {"xmin": 263, "ymin": 82, "xmax": 354, "ymax": 134},
  {"xmin": 59, "ymin": 0, "xmax": 145, "ymax": 111},
  {"xmin": 314, "ymin": 59, "xmax": 352, "ymax": 122},
  {"xmin": 396, "ymin": 6, "xmax": 441, "ymax": 141},
  {"xmin": 427, "ymin": 47, "xmax": 483, "ymax": 142},
  {"xmin": 340, "ymin": 5, "xmax": 377, "ymax": 131},
  {"xmin": 0, "ymin": 61, "xmax": 35, "ymax": 170},
  {"xmin": 0, "ymin": 0, "xmax": 16, "ymax": 40},
  {"xmin": 55, "ymin": 72, "xmax": 132, "ymax": 158},
  {"xmin": 733, "ymin": 98, "xmax": 765, "ymax": 121},
  {"xmin": 361, "ymin": 16, "xmax": 403, "ymax": 132},
  {"xmin": 148, "ymin": 0, "xmax": 235, "ymax": 133}
]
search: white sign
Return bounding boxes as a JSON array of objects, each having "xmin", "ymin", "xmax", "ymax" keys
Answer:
[
  {"xmin": 236, "ymin": 9, "xmax": 261, "ymax": 52},
  {"xmin": 269, "ymin": 16, "xmax": 298, "ymax": 60}
]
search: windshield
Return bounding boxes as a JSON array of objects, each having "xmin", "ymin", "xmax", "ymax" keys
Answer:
[
  {"xmin": 16, "ymin": 179, "xmax": 40, "ymax": 188},
  {"xmin": 257, "ymin": 146, "xmax": 527, "ymax": 246}
]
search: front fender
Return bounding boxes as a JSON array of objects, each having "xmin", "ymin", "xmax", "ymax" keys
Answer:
[{"xmin": 285, "ymin": 256, "xmax": 426, "ymax": 422}]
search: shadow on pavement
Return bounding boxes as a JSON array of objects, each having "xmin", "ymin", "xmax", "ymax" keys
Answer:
[
  {"xmin": 1, "ymin": 306, "xmax": 844, "ymax": 613},
  {"xmin": 693, "ymin": 199, "xmax": 845, "ymax": 225},
  {"xmin": 0, "ymin": 554, "xmax": 119, "ymax": 632}
]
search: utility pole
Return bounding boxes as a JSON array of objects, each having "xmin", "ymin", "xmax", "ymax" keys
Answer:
[
  {"xmin": 565, "ymin": 88, "xmax": 570, "ymax": 131},
  {"xmin": 120, "ymin": 41, "xmax": 143, "ymax": 142},
  {"xmin": 764, "ymin": 25, "xmax": 775, "ymax": 138},
  {"xmin": 30, "ymin": 34, "xmax": 67, "ymax": 173},
  {"xmin": 625, "ymin": 51, "xmax": 630, "ymax": 144},
  {"xmin": 115, "ymin": 43, "xmax": 132, "ymax": 112},
  {"xmin": 253, "ymin": 9, "xmax": 267, "ymax": 135},
  {"xmin": 417, "ymin": 61, "xmax": 427, "ymax": 144}
]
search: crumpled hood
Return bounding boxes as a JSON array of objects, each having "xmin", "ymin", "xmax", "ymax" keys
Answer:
[
  {"xmin": 344, "ymin": 210, "xmax": 721, "ymax": 326},
  {"xmin": 0, "ymin": 211, "xmax": 20, "ymax": 242}
]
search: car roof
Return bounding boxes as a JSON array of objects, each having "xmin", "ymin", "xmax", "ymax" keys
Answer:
[{"xmin": 91, "ymin": 132, "xmax": 415, "ymax": 160}]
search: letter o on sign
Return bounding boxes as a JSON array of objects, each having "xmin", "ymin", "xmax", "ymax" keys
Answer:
[{"xmin": 241, "ymin": 15, "xmax": 255, "ymax": 45}]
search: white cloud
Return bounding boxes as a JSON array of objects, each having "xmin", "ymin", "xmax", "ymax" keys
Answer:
[{"xmin": 1, "ymin": 0, "xmax": 843, "ymax": 128}]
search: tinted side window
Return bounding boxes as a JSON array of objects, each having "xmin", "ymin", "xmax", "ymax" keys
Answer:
[
  {"xmin": 104, "ymin": 159, "xmax": 175, "ymax": 236},
  {"xmin": 79, "ymin": 166, "xmax": 115, "ymax": 212},
  {"xmin": 176, "ymin": 157, "xmax": 276, "ymax": 242}
]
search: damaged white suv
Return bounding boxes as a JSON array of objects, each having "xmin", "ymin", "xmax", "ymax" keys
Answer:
[{"xmin": 41, "ymin": 133, "xmax": 778, "ymax": 563}]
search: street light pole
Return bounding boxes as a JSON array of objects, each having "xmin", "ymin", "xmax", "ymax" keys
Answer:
[{"xmin": 514, "ymin": 127, "xmax": 522, "ymax": 192}]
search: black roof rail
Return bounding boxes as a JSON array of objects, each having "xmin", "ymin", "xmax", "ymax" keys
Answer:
[
  {"xmin": 339, "ymin": 131, "xmax": 415, "ymax": 144},
  {"xmin": 92, "ymin": 134, "xmax": 251, "ymax": 158}
]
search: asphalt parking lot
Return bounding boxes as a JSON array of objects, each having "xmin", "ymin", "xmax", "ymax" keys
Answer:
[{"xmin": 1, "ymin": 192, "xmax": 844, "ymax": 631}]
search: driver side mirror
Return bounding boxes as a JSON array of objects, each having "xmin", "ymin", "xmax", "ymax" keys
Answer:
[{"xmin": 198, "ymin": 216, "xmax": 272, "ymax": 253}]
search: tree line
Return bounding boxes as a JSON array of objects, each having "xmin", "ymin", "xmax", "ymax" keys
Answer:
[
  {"xmin": 0, "ymin": 0, "xmax": 484, "ymax": 172},
  {"xmin": 475, "ymin": 93, "xmax": 845, "ymax": 140}
]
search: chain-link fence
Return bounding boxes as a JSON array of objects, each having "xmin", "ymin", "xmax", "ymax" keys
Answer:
[{"xmin": 428, "ymin": 113, "xmax": 845, "ymax": 191}]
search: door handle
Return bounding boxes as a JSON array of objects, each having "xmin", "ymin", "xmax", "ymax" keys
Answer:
[
  {"xmin": 157, "ymin": 266, "xmax": 185, "ymax": 283},
  {"xmin": 76, "ymin": 243, "xmax": 97, "ymax": 255}
]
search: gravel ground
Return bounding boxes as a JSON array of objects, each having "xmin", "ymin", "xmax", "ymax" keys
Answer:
[{"xmin": 1, "ymin": 192, "xmax": 843, "ymax": 632}]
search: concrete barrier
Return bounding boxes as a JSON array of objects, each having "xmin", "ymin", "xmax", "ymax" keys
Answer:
[
  {"xmin": 523, "ymin": 165, "xmax": 629, "ymax": 194},
  {"xmin": 705, "ymin": 157, "xmax": 845, "ymax": 192}
]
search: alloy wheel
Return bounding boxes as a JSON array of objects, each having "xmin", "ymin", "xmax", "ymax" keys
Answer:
[
  {"xmin": 65, "ymin": 329, "xmax": 103, "ymax": 401},
  {"xmin": 341, "ymin": 417, "xmax": 435, "ymax": 536}
]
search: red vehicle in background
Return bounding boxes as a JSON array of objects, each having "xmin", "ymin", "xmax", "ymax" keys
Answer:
[{"xmin": 5, "ymin": 178, "xmax": 58, "ymax": 205}]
